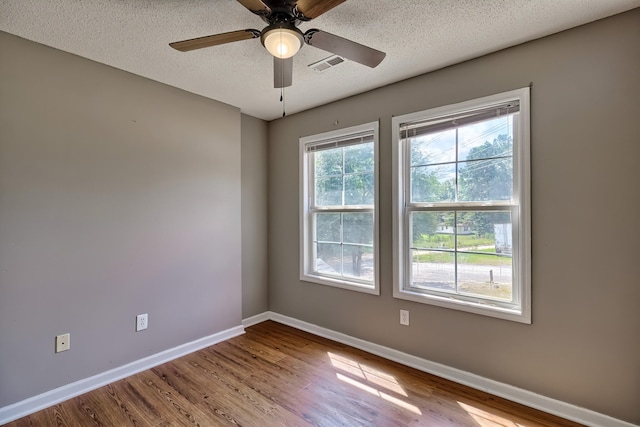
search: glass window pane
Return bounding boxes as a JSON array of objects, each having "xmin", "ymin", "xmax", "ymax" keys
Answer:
[
  {"xmin": 410, "ymin": 129, "xmax": 456, "ymax": 166},
  {"xmin": 316, "ymin": 213, "xmax": 340, "ymax": 242},
  {"xmin": 410, "ymin": 249, "xmax": 455, "ymax": 292},
  {"xmin": 343, "ymin": 213, "xmax": 373, "ymax": 244},
  {"xmin": 344, "ymin": 143, "xmax": 374, "ymax": 173},
  {"xmin": 458, "ymin": 117, "xmax": 513, "ymax": 162},
  {"xmin": 342, "ymin": 244, "xmax": 374, "ymax": 280},
  {"xmin": 315, "ymin": 176, "xmax": 343, "ymax": 206},
  {"xmin": 315, "ymin": 149, "xmax": 342, "ymax": 177},
  {"xmin": 316, "ymin": 243, "xmax": 342, "ymax": 275},
  {"xmin": 456, "ymin": 211, "xmax": 512, "ymax": 252},
  {"xmin": 411, "ymin": 212, "xmax": 455, "ymax": 250},
  {"xmin": 457, "ymin": 252, "xmax": 512, "ymax": 300},
  {"xmin": 345, "ymin": 173, "xmax": 374, "ymax": 205},
  {"xmin": 411, "ymin": 164, "xmax": 456, "ymax": 203},
  {"xmin": 458, "ymin": 158, "xmax": 512, "ymax": 202}
]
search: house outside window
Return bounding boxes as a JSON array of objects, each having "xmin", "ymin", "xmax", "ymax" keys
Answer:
[
  {"xmin": 300, "ymin": 122, "xmax": 379, "ymax": 294},
  {"xmin": 392, "ymin": 88, "xmax": 531, "ymax": 322}
]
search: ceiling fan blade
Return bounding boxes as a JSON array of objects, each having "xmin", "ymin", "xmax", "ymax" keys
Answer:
[
  {"xmin": 296, "ymin": 0, "xmax": 346, "ymax": 19},
  {"xmin": 274, "ymin": 57, "xmax": 293, "ymax": 88},
  {"xmin": 235, "ymin": 0, "xmax": 271, "ymax": 15},
  {"xmin": 273, "ymin": 56, "xmax": 293, "ymax": 89},
  {"xmin": 304, "ymin": 29, "xmax": 385, "ymax": 68},
  {"xmin": 170, "ymin": 29, "xmax": 260, "ymax": 52}
]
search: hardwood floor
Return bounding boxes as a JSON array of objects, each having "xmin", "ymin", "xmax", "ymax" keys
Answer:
[{"xmin": 6, "ymin": 321, "xmax": 583, "ymax": 426}]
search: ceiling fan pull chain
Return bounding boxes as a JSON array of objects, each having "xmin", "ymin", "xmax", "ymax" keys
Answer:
[{"xmin": 281, "ymin": 87, "xmax": 286, "ymax": 117}]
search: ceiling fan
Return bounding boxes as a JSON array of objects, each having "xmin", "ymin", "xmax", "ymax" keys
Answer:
[{"xmin": 169, "ymin": 0, "xmax": 386, "ymax": 88}]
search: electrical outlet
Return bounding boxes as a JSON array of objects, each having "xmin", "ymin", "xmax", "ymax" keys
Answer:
[
  {"xmin": 136, "ymin": 313, "xmax": 148, "ymax": 331},
  {"xmin": 400, "ymin": 310, "xmax": 410, "ymax": 326},
  {"xmin": 55, "ymin": 333, "xmax": 70, "ymax": 353}
]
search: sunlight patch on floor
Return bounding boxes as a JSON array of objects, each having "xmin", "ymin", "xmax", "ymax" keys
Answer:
[
  {"xmin": 327, "ymin": 352, "xmax": 407, "ymax": 396},
  {"xmin": 336, "ymin": 373, "xmax": 423, "ymax": 415},
  {"xmin": 458, "ymin": 401, "xmax": 529, "ymax": 427},
  {"xmin": 328, "ymin": 352, "xmax": 421, "ymax": 415}
]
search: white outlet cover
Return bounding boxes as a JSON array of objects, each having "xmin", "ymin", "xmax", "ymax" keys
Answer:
[
  {"xmin": 400, "ymin": 310, "xmax": 410, "ymax": 326},
  {"xmin": 136, "ymin": 313, "xmax": 148, "ymax": 331}
]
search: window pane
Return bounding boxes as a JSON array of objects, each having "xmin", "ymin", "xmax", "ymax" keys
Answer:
[
  {"xmin": 344, "ymin": 143, "xmax": 374, "ymax": 173},
  {"xmin": 315, "ymin": 149, "xmax": 342, "ymax": 177},
  {"xmin": 315, "ymin": 143, "xmax": 375, "ymax": 207},
  {"xmin": 456, "ymin": 211, "xmax": 512, "ymax": 251},
  {"xmin": 316, "ymin": 176, "xmax": 343, "ymax": 206},
  {"xmin": 411, "ymin": 164, "xmax": 456, "ymax": 203},
  {"xmin": 410, "ymin": 249, "xmax": 455, "ymax": 292},
  {"xmin": 342, "ymin": 244, "xmax": 374, "ymax": 280},
  {"xmin": 458, "ymin": 117, "xmax": 513, "ymax": 162},
  {"xmin": 456, "ymin": 211, "xmax": 513, "ymax": 300},
  {"xmin": 410, "ymin": 129, "xmax": 456, "ymax": 166},
  {"xmin": 411, "ymin": 211, "xmax": 455, "ymax": 250},
  {"xmin": 316, "ymin": 213, "xmax": 340, "ymax": 242},
  {"xmin": 458, "ymin": 157, "xmax": 512, "ymax": 201},
  {"xmin": 457, "ymin": 253, "xmax": 512, "ymax": 300},
  {"xmin": 316, "ymin": 243, "xmax": 342, "ymax": 275},
  {"xmin": 345, "ymin": 173, "xmax": 374, "ymax": 205},
  {"xmin": 343, "ymin": 213, "xmax": 373, "ymax": 244}
]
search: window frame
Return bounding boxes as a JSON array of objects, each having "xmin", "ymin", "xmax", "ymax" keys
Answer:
[
  {"xmin": 300, "ymin": 121, "xmax": 380, "ymax": 295},
  {"xmin": 392, "ymin": 88, "xmax": 531, "ymax": 323}
]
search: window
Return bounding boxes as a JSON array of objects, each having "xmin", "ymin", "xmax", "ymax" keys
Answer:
[
  {"xmin": 392, "ymin": 88, "xmax": 531, "ymax": 322},
  {"xmin": 300, "ymin": 122, "xmax": 379, "ymax": 294}
]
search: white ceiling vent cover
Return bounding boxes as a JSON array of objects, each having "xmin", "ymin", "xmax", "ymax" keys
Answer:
[{"xmin": 309, "ymin": 55, "xmax": 346, "ymax": 73}]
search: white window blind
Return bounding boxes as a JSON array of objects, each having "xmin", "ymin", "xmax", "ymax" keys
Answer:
[{"xmin": 400, "ymin": 101, "xmax": 520, "ymax": 139}]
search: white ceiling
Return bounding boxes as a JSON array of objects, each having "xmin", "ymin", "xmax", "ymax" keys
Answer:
[{"xmin": 1, "ymin": 0, "xmax": 638, "ymax": 120}]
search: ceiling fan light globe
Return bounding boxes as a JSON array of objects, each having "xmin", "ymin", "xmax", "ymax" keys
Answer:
[{"xmin": 263, "ymin": 28, "xmax": 301, "ymax": 59}]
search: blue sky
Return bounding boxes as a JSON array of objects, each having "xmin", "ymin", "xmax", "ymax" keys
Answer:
[
  {"xmin": 411, "ymin": 115, "xmax": 514, "ymax": 183},
  {"xmin": 413, "ymin": 115, "xmax": 512, "ymax": 164}
]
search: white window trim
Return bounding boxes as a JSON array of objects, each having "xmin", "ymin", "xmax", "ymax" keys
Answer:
[
  {"xmin": 300, "ymin": 121, "xmax": 380, "ymax": 295},
  {"xmin": 392, "ymin": 88, "xmax": 531, "ymax": 323}
]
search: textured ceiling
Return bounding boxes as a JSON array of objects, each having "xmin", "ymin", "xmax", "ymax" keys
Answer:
[{"xmin": 1, "ymin": 0, "xmax": 638, "ymax": 120}]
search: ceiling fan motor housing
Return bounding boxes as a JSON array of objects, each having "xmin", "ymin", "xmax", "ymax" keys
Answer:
[{"xmin": 261, "ymin": 22, "xmax": 304, "ymax": 58}]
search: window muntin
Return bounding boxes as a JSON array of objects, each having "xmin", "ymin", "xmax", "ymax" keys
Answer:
[
  {"xmin": 301, "ymin": 122, "xmax": 379, "ymax": 294},
  {"xmin": 393, "ymin": 88, "xmax": 530, "ymax": 322}
]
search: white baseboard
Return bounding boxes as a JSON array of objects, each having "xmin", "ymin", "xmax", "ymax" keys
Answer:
[
  {"xmin": 242, "ymin": 311, "xmax": 271, "ymax": 328},
  {"xmin": 0, "ymin": 325, "xmax": 244, "ymax": 425},
  {"xmin": 264, "ymin": 311, "xmax": 637, "ymax": 427}
]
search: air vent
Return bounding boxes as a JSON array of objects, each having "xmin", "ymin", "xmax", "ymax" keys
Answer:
[{"xmin": 308, "ymin": 55, "xmax": 346, "ymax": 73}]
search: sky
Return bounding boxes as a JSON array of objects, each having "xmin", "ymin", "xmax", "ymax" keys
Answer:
[{"xmin": 411, "ymin": 114, "xmax": 514, "ymax": 183}]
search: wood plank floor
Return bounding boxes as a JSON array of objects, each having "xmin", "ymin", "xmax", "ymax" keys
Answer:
[{"xmin": 6, "ymin": 321, "xmax": 583, "ymax": 426}]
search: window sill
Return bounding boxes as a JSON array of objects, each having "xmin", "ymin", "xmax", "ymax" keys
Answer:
[
  {"xmin": 394, "ymin": 287, "xmax": 530, "ymax": 324},
  {"xmin": 301, "ymin": 273, "xmax": 379, "ymax": 295}
]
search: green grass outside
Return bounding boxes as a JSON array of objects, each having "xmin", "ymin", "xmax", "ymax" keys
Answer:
[
  {"xmin": 416, "ymin": 234, "xmax": 495, "ymax": 248},
  {"xmin": 413, "ymin": 233, "xmax": 511, "ymax": 266},
  {"xmin": 412, "ymin": 250, "xmax": 511, "ymax": 266}
]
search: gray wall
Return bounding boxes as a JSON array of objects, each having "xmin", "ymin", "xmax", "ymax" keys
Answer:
[
  {"xmin": 241, "ymin": 114, "xmax": 269, "ymax": 317},
  {"xmin": 267, "ymin": 10, "xmax": 640, "ymax": 424},
  {"xmin": 0, "ymin": 32, "xmax": 242, "ymax": 406}
]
